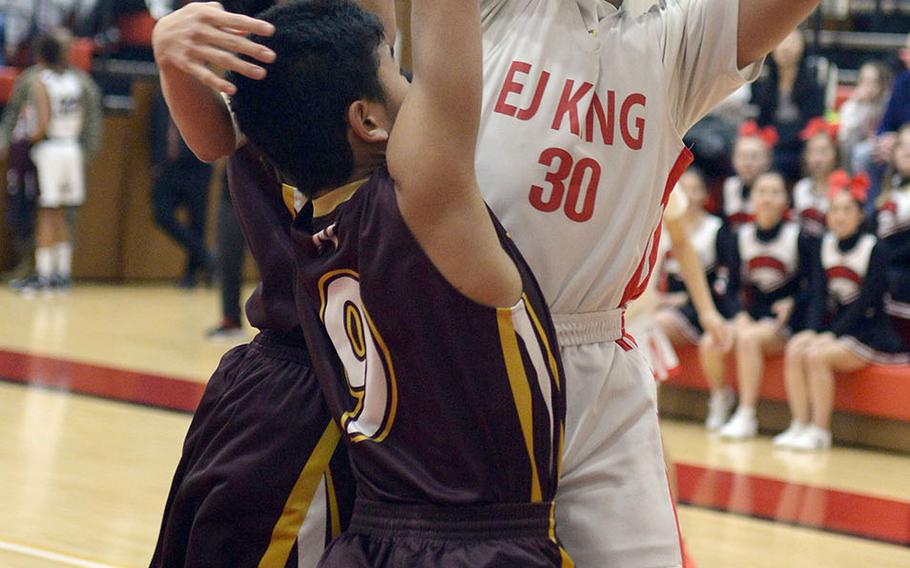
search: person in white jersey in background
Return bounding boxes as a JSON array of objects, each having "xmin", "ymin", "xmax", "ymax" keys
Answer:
[
  {"xmin": 13, "ymin": 31, "xmax": 87, "ymax": 294},
  {"xmin": 150, "ymin": 1, "xmax": 821, "ymax": 565}
]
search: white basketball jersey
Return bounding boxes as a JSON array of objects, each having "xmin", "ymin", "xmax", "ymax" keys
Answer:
[
  {"xmin": 478, "ymin": 0, "xmax": 760, "ymax": 315},
  {"xmin": 722, "ymin": 176, "xmax": 753, "ymax": 227},
  {"xmin": 793, "ymin": 178, "xmax": 829, "ymax": 237},
  {"xmin": 38, "ymin": 69, "xmax": 84, "ymax": 141},
  {"xmin": 821, "ymin": 232, "xmax": 875, "ymax": 306},
  {"xmin": 739, "ymin": 221, "xmax": 801, "ymax": 293},
  {"xmin": 877, "ymin": 188, "xmax": 910, "ymax": 239}
]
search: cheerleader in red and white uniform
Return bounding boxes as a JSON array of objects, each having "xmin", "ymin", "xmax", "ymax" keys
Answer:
[
  {"xmin": 721, "ymin": 121, "xmax": 777, "ymax": 228},
  {"xmin": 793, "ymin": 117, "xmax": 840, "ymax": 237},
  {"xmin": 778, "ymin": 172, "xmax": 909, "ymax": 451},
  {"xmin": 701, "ymin": 171, "xmax": 825, "ymax": 439},
  {"xmin": 877, "ymin": 125, "xmax": 910, "ymax": 347}
]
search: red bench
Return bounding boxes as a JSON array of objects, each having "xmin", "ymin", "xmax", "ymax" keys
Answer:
[{"xmin": 661, "ymin": 346, "xmax": 910, "ymax": 451}]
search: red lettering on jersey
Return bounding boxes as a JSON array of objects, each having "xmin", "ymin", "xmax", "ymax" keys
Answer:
[
  {"xmin": 518, "ymin": 70, "xmax": 551, "ymax": 121},
  {"xmin": 530, "ymin": 147, "xmax": 573, "ymax": 212},
  {"xmin": 495, "ymin": 61, "xmax": 531, "ymax": 118},
  {"xmin": 620, "ymin": 93, "xmax": 646, "ymax": 150},
  {"xmin": 551, "ymin": 80, "xmax": 594, "ymax": 136},
  {"xmin": 584, "ymin": 91, "xmax": 615, "ymax": 145}
]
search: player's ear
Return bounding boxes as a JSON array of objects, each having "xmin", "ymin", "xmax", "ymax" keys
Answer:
[{"xmin": 347, "ymin": 99, "xmax": 390, "ymax": 145}]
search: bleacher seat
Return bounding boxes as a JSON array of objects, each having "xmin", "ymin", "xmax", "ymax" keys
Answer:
[{"xmin": 0, "ymin": 67, "xmax": 22, "ymax": 105}]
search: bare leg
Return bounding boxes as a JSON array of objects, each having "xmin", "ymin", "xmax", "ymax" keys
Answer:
[
  {"xmin": 735, "ymin": 321, "xmax": 784, "ymax": 409},
  {"xmin": 655, "ymin": 310, "xmax": 696, "ymax": 347},
  {"xmin": 782, "ymin": 331, "xmax": 816, "ymax": 424},
  {"xmin": 699, "ymin": 334, "xmax": 728, "ymax": 393},
  {"xmin": 806, "ymin": 339, "xmax": 867, "ymax": 430}
]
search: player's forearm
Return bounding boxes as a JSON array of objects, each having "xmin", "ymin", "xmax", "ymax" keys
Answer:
[
  {"xmin": 159, "ymin": 66, "xmax": 237, "ymax": 162},
  {"xmin": 410, "ymin": 0, "xmax": 482, "ymax": 139},
  {"xmin": 737, "ymin": 0, "xmax": 821, "ymax": 69}
]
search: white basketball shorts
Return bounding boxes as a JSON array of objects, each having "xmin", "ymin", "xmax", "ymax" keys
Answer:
[
  {"xmin": 30, "ymin": 139, "xmax": 85, "ymax": 208},
  {"xmin": 554, "ymin": 309, "xmax": 682, "ymax": 568}
]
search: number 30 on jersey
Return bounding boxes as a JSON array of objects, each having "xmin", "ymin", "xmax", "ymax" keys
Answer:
[
  {"xmin": 530, "ymin": 147, "xmax": 602, "ymax": 223},
  {"xmin": 318, "ymin": 270, "xmax": 398, "ymax": 443}
]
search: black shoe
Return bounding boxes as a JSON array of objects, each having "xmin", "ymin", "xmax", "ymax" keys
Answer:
[
  {"xmin": 206, "ymin": 319, "xmax": 245, "ymax": 341},
  {"xmin": 11, "ymin": 275, "xmax": 50, "ymax": 295},
  {"xmin": 49, "ymin": 275, "xmax": 73, "ymax": 293},
  {"xmin": 176, "ymin": 273, "xmax": 197, "ymax": 289}
]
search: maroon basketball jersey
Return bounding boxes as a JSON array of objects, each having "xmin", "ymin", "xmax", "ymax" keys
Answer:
[
  {"xmin": 226, "ymin": 144, "xmax": 299, "ymax": 333},
  {"xmin": 291, "ymin": 166, "xmax": 566, "ymax": 506}
]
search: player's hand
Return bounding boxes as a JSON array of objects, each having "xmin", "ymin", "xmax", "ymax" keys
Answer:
[
  {"xmin": 701, "ymin": 309, "xmax": 733, "ymax": 351},
  {"xmin": 873, "ymin": 132, "xmax": 897, "ymax": 163},
  {"xmin": 771, "ymin": 298, "xmax": 795, "ymax": 329},
  {"xmin": 658, "ymin": 292, "xmax": 689, "ymax": 309},
  {"xmin": 152, "ymin": 2, "xmax": 276, "ymax": 95}
]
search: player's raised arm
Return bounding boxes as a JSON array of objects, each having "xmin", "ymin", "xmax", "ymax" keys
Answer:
[
  {"xmin": 737, "ymin": 0, "xmax": 821, "ymax": 69},
  {"xmin": 153, "ymin": 2, "xmax": 277, "ymax": 161},
  {"xmin": 387, "ymin": 0, "xmax": 482, "ymax": 211}
]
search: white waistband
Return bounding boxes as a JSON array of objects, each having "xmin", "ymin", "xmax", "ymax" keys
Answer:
[{"xmin": 552, "ymin": 308, "xmax": 625, "ymax": 346}]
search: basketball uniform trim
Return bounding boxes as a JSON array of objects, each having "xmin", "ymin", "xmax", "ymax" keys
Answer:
[
  {"xmin": 325, "ymin": 470, "xmax": 342, "ymax": 538},
  {"xmin": 498, "ymin": 304, "xmax": 544, "ymax": 503},
  {"xmin": 313, "ymin": 179, "xmax": 368, "ymax": 217},
  {"xmin": 257, "ymin": 422, "xmax": 341, "ymax": 568},
  {"xmin": 317, "ymin": 269, "xmax": 400, "ymax": 444}
]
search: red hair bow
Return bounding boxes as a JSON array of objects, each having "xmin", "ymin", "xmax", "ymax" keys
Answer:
[
  {"xmin": 800, "ymin": 117, "xmax": 839, "ymax": 141},
  {"xmin": 827, "ymin": 170, "xmax": 871, "ymax": 203},
  {"xmin": 738, "ymin": 120, "xmax": 779, "ymax": 148}
]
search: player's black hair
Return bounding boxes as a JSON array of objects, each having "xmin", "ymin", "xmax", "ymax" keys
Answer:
[
  {"xmin": 228, "ymin": 0, "xmax": 386, "ymax": 196},
  {"xmin": 33, "ymin": 33, "xmax": 64, "ymax": 68},
  {"xmin": 220, "ymin": 0, "xmax": 276, "ymax": 17}
]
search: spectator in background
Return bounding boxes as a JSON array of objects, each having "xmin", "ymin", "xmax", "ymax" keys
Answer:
[
  {"xmin": 685, "ymin": 84, "xmax": 754, "ymax": 181},
  {"xmin": 721, "ymin": 121, "xmax": 776, "ymax": 228},
  {"xmin": 9, "ymin": 32, "xmax": 96, "ymax": 293},
  {"xmin": 206, "ymin": 178, "xmax": 246, "ymax": 340},
  {"xmin": 700, "ymin": 172, "xmax": 823, "ymax": 440},
  {"xmin": 794, "ymin": 118, "xmax": 840, "ymax": 237},
  {"xmin": 2, "ymin": 0, "xmax": 99, "ymax": 62},
  {"xmin": 778, "ymin": 174, "xmax": 907, "ymax": 452},
  {"xmin": 877, "ymin": 125, "xmax": 910, "ymax": 347},
  {"xmin": 651, "ymin": 171, "xmax": 737, "ymax": 434},
  {"xmin": 838, "ymin": 61, "xmax": 891, "ymax": 175},
  {"xmin": 0, "ymin": 28, "xmax": 101, "ymax": 281},
  {"xmin": 751, "ymin": 29, "xmax": 826, "ymax": 182},
  {"xmin": 149, "ymin": 88, "xmax": 214, "ymax": 289},
  {"xmin": 867, "ymin": 33, "xmax": 910, "ymax": 212}
]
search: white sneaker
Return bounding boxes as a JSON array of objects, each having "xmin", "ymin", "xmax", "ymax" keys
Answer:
[
  {"xmin": 788, "ymin": 425, "xmax": 832, "ymax": 451},
  {"xmin": 773, "ymin": 421, "xmax": 808, "ymax": 448},
  {"xmin": 705, "ymin": 388, "xmax": 735, "ymax": 431},
  {"xmin": 719, "ymin": 407, "xmax": 758, "ymax": 440}
]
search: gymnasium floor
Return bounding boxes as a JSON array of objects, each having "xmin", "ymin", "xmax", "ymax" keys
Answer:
[{"xmin": 0, "ymin": 284, "xmax": 908, "ymax": 568}]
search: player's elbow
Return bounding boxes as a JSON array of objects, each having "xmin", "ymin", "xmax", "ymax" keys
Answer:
[{"xmin": 189, "ymin": 139, "xmax": 235, "ymax": 163}]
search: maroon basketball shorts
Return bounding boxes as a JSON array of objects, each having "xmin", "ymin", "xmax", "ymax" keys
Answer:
[
  {"xmin": 151, "ymin": 331, "xmax": 355, "ymax": 568},
  {"xmin": 318, "ymin": 500, "xmax": 572, "ymax": 567}
]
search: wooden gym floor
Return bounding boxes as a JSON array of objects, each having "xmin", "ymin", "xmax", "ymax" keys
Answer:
[{"xmin": 0, "ymin": 284, "xmax": 908, "ymax": 567}]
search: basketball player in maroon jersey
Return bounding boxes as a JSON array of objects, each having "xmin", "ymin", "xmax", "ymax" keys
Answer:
[{"xmin": 228, "ymin": 0, "xmax": 570, "ymax": 565}]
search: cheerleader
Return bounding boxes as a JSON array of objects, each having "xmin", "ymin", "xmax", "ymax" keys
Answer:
[
  {"xmin": 777, "ymin": 174, "xmax": 908, "ymax": 451},
  {"xmin": 721, "ymin": 121, "xmax": 777, "ymax": 228},
  {"xmin": 700, "ymin": 171, "xmax": 824, "ymax": 439},
  {"xmin": 629, "ymin": 169, "xmax": 731, "ymax": 381},
  {"xmin": 654, "ymin": 170, "xmax": 738, "ymax": 430},
  {"xmin": 877, "ymin": 125, "xmax": 910, "ymax": 347},
  {"xmin": 793, "ymin": 118, "xmax": 840, "ymax": 237}
]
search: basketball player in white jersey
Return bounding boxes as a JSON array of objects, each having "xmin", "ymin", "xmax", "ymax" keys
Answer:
[
  {"xmin": 152, "ymin": 1, "xmax": 821, "ymax": 565},
  {"xmin": 14, "ymin": 32, "xmax": 86, "ymax": 294}
]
